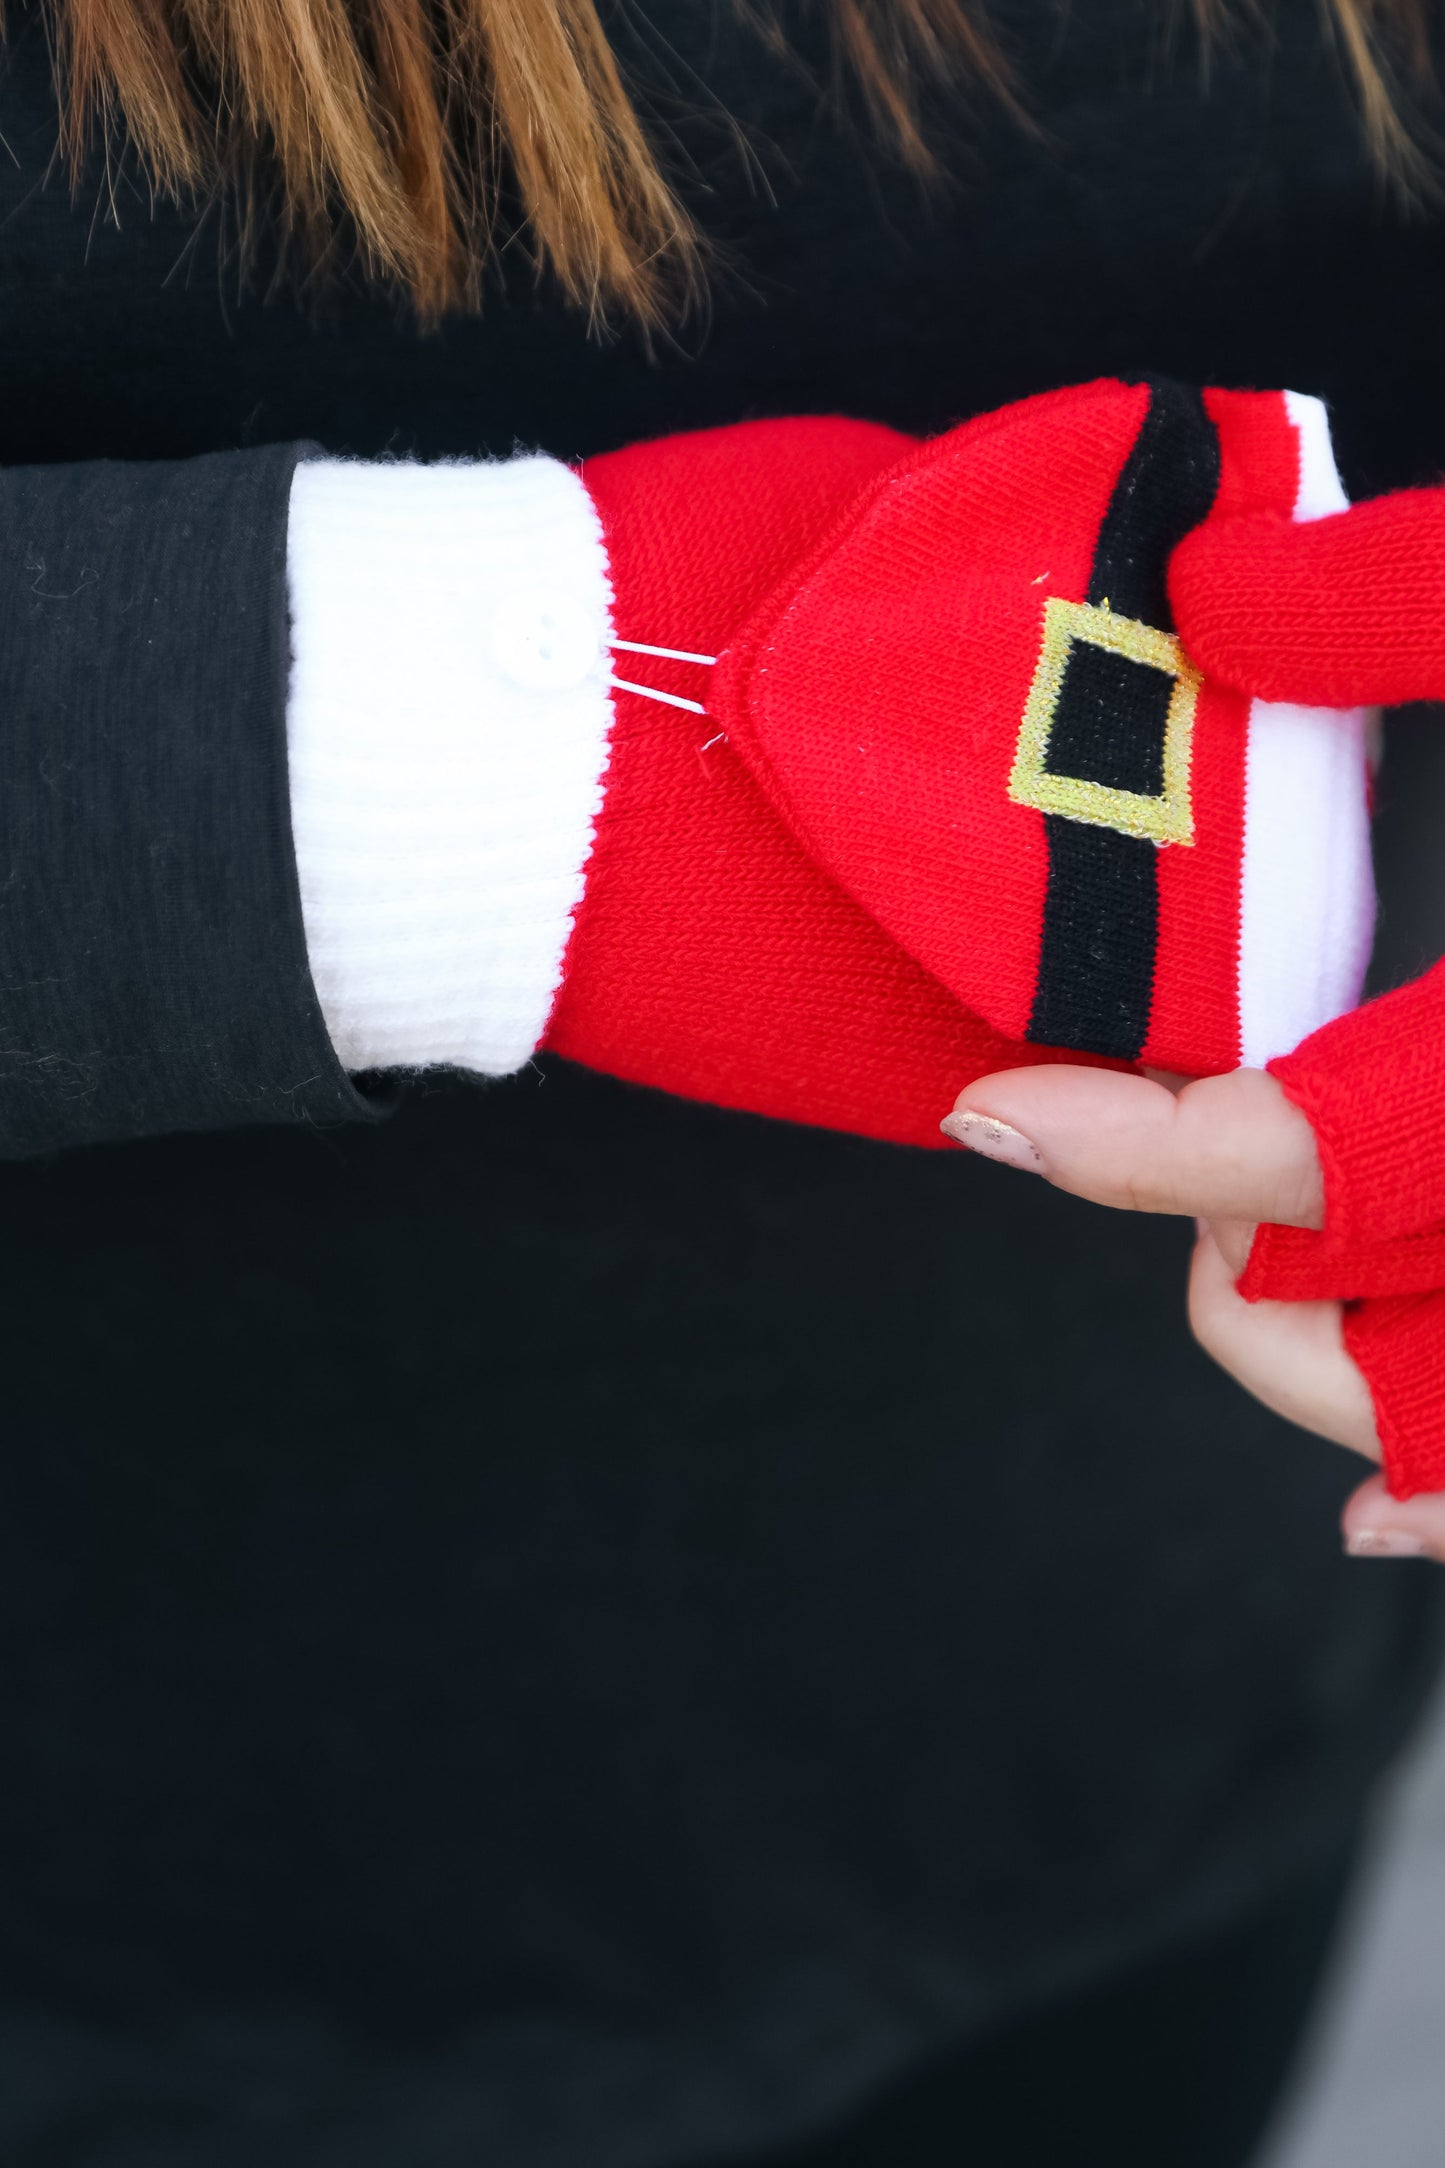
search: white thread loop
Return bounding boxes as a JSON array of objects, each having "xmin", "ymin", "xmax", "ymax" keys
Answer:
[
  {"xmin": 609, "ymin": 638, "xmax": 717, "ymax": 667},
  {"xmin": 606, "ymin": 676, "xmax": 707, "ymax": 715},
  {"xmin": 605, "ymin": 636, "xmax": 716, "ymax": 715}
]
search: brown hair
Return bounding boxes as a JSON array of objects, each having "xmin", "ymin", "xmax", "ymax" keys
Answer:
[{"xmin": 34, "ymin": 0, "xmax": 1437, "ymax": 328}]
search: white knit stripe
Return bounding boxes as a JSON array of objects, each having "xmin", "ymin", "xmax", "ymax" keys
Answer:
[
  {"xmin": 286, "ymin": 456, "xmax": 615, "ymax": 1074},
  {"xmin": 1236, "ymin": 393, "xmax": 1375, "ymax": 1068},
  {"xmin": 1286, "ymin": 388, "xmax": 1349, "ymax": 519}
]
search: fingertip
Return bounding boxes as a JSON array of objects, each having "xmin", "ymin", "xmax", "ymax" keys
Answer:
[
  {"xmin": 1342, "ymin": 1471, "xmax": 1445, "ymax": 1562},
  {"xmin": 939, "ymin": 1109, "xmax": 1045, "ymax": 1174}
]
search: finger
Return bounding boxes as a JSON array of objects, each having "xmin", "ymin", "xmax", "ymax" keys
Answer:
[
  {"xmin": 1169, "ymin": 493, "xmax": 1445, "ymax": 708},
  {"xmin": 1343, "ymin": 1472, "xmax": 1445, "ymax": 1563},
  {"xmin": 945, "ymin": 1065, "xmax": 1323, "ymax": 1228},
  {"xmin": 1187, "ymin": 1225, "xmax": 1379, "ymax": 1459}
]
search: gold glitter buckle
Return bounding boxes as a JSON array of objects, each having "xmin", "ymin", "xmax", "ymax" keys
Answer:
[{"xmin": 1008, "ymin": 596, "xmax": 1199, "ymax": 847}]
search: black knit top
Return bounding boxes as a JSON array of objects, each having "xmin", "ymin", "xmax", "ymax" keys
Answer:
[{"xmin": 0, "ymin": 4, "xmax": 1442, "ymax": 2159}]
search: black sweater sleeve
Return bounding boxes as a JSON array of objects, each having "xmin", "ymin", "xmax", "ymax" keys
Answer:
[{"xmin": 0, "ymin": 443, "xmax": 383, "ymax": 1155}]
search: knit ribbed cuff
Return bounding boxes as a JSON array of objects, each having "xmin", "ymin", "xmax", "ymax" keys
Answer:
[{"xmin": 286, "ymin": 455, "xmax": 616, "ymax": 1074}]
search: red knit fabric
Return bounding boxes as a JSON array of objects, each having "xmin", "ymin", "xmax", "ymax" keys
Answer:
[
  {"xmin": 543, "ymin": 415, "xmax": 1045, "ymax": 1148},
  {"xmin": 710, "ymin": 386, "xmax": 1125, "ymax": 1049},
  {"xmin": 1241, "ymin": 1219, "xmax": 1445, "ymax": 1304},
  {"xmin": 1344, "ymin": 1291, "xmax": 1445, "ymax": 1499},
  {"xmin": 1170, "ymin": 488, "xmax": 1445, "ymax": 709}
]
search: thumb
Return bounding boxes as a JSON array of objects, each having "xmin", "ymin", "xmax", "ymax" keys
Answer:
[{"xmin": 1169, "ymin": 490, "xmax": 1445, "ymax": 709}]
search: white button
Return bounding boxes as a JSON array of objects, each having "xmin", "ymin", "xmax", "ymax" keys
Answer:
[{"xmin": 489, "ymin": 589, "xmax": 600, "ymax": 691}]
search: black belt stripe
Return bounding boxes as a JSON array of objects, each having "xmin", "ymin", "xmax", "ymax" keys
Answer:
[{"xmin": 1027, "ymin": 380, "xmax": 1221, "ymax": 1060}]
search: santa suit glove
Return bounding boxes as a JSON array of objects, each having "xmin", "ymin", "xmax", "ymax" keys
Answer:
[
  {"xmin": 286, "ymin": 379, "xmax": 1372, "ymax": 1149},
  {"xmin": 1171, "ymin": 479, "xmax": 1445, "ymax": 1495}
]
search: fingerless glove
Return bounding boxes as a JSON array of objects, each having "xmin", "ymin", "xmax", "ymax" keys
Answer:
[{"xmin": 1174, "ymin": 481, "xmax": 1445, "ymax": 1495}]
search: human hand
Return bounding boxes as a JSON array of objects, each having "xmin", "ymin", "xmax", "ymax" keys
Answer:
[{"xmin": 943, "ymin": 1063, "xmax": 1445, "ymax": 1560}]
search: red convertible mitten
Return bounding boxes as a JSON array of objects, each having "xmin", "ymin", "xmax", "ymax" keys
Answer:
[
  {"xmin": 1173, "ymin": 480, "xmax": 1445, "ymax": 1495},
  {"xmin": 552, "ymin": 378, "xmax": 1374, "ymax": 1121},
  {"xmin": 291, "ymin": 381, "xmax": 1373, "ymax": 1147}
]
